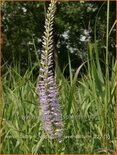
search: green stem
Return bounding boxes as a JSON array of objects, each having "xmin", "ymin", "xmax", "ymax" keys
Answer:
[{"xmin": 105, "ymin": 0, "xmax": 110, "ymax": 149}]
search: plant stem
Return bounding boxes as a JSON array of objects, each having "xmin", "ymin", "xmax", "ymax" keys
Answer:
[{"xmin": 105, "ymin": 0, "xmax": 110, "ymax": 149}]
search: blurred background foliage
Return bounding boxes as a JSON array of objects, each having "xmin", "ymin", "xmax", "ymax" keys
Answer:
[
  {"xmin": 1, "ymin": 1, "xmax": 116, "ymax": 153},
  {"xmin": 1, "ymin": 1, "xmax": 116, "ymax": 76}
]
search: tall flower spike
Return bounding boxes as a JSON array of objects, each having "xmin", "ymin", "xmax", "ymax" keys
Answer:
[{"xmin": 37, "ymin": 0, "xmax": 63, "ymax": 142}]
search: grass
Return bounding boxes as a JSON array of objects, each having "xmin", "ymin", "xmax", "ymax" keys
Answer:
[
  {"xmin": 1, "ymin": 47, "xmax": 116, "ymax": 154},
  {"xmin": 1, "ymin": 0, "xmax": 116, "ymax": 154}
]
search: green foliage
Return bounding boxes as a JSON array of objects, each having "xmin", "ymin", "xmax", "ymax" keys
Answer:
[
  {"xmin": 2, "ymin": 1, "xmax": 116, "ymax": 74},
  {"xmin": 2, "ymin": 52, "xmax": 116, "ymax": 153},
  {"xmin": 1, "ymin": 1, "xmax": 116, "ymax": 154}
]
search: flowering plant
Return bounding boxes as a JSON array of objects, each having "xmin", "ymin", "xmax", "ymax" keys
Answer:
[{"xmin": 37, "ymin": 0, "xmax": 63, "ymax": 143}]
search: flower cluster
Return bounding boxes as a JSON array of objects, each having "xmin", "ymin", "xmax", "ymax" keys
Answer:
[{"xmin": 37, "ymin": 0, "xmax": 63, "ymax": 142}]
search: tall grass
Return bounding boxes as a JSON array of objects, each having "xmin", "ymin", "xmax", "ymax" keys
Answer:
[{"xmin": 1, "ymin": 0, "xmax": 116, "ymax": 154}]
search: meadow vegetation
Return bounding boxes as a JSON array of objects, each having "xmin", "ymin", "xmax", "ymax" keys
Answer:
[{"xmin": 1, "ymin": 0, "xmax": 116, "ymax": 154}]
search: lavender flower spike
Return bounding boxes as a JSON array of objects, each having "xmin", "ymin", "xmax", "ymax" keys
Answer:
[{"xmin": 37, "ymin": 0, "xmax": 63, "ymax": 142}]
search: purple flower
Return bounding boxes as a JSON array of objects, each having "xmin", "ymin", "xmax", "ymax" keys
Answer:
[{"xmin": 37, "ymin": 0, "xmax": 63, "ymax": 142}]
